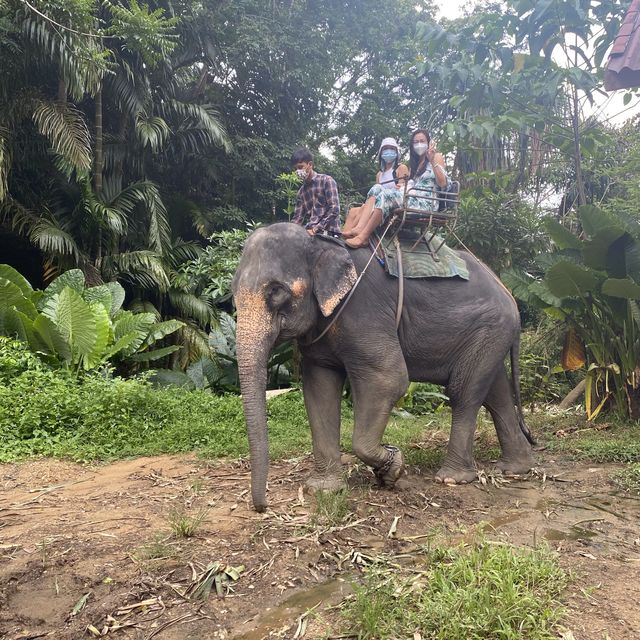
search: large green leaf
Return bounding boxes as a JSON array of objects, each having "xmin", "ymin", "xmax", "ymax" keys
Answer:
[
  {"xmin": 83, "ymin": 285, "xmax": 113, "ymax": 317},
  {"xmin": 542, "ymin": 219, "xmax": 581, "ymax": 250},
  {"xmin": 1, "ymin": 308, "xmax": 30, "ymax": 342},
  {"xmin": 545, "ymin": 262, "xmax": 600, "ymax": 298},
  {"xmin": 0, "ymin": 264, "xmax": 34, "ymax": 299},
  {"xmin": 112, "ymin": 311, "xmax": 156, "ymax": 356},
  {"xmin": 42, "ymin": 269, "xmax": 86, "ymax": 304},
  {"xmin": 528, "ymin": 280, "xmax": 564, "ymax": 307},
  {"xmin": 0, "ymin": 279, "xmax": 38, "ymax": 319},
  {"xmin": 601, "ymin": 278, "xmax": 640, "ymax": 300},
  {"xmin": 32, "ymin": 315, "xmax": 72, "ymax": 362},
  {"xmin": 42, "ymin": 287, "xmax": 97, "ymax": 361},
  {"xmin": 104, "ymin": 332, "xmax": 141, "ymax": 359},
  {"xmin": 106, "ymin": 281, "xmax": 126, "ymax": 316},
  {"xmin": 82, "ymin": 302, "xmax": 111, "ymax": 369},
  {"xmin": 500, "ymin": 268, "xmax": 536, "ymax": 304},
  {"xmin": 148, "ymin": 369, "xmax": 195, "ymax": 390},
  {"xmin": 146, "ymin": 319, "xmax": 184, "ymax": 345},
  {"xmin": 186, "ymin": 357, "xmax": 222, "ymax": 389},
  {"xmin": 582, "ymin": 228, "xmax": 627, "ymax": 271},
  {"xmin": 578, "ymin": 205, "xmax": 625, "ymax": 238}
]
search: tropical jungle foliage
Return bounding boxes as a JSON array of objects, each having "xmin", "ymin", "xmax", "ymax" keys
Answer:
[
  {"xmin": 0, "ymin": 264, "xmax": 183, "ymax": 371},
  {"xmin": 504, "ymin": 205, "xmax": 640, "ymax": 419},
  {"xmin": 1, "ymin": 0, "xmax": 640, "ymax": 420}
]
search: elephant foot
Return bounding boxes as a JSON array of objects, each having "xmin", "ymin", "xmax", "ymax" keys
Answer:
[
  {"xmin": 305, "ymin": 475, "xmax": 346, "ymax": 495},
  {"xmin": 434, "ymin": 466, "xmax": 477, "ymax": 485},
  {"xmin": 495, "ymin": 454, "xmax": 535, "ymax": 477},
  {"xmin": 373, "ymin": 445, "xmax": 405, "ymax": 488}
]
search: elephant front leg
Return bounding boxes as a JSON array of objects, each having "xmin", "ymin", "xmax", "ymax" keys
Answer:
[
  {"xmin": 350, "ymin": 362, "xmax": 409, "ymax": 488},
  {"xmin": 302, "ymin": 362, "xmax": 346, "ymax": 493}
]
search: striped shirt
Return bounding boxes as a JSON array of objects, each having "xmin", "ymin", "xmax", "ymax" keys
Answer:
[{"xmin": 292, "ymin": 172, "xmax": 341, "ymax": 235}]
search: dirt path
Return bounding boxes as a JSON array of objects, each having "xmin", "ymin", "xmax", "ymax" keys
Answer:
[{"xmin": 1, "ymin": 452, "xmax": 639, "ymax": 639}]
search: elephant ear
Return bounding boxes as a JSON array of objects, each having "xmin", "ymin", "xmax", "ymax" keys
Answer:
[{"xmin": 312, "ymin": 244, "xmax": 358, "ymax": 317}]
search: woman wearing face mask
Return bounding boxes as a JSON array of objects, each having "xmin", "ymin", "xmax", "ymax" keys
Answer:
[
  {"xmin": 343, "ymin": 137, "xmax": 409, "ymax": 240},
  {"xmin": 344, "ymin": 129, "xmax": 448, "ymax": 249}
]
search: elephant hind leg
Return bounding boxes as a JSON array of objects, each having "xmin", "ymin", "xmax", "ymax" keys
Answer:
[
  {"xmin": 434, "ymin": 403, "xmax": 480, "ymax": 484},
  {"xmin": 484, "ymin": 366, "xmax": 534, "ymax": 475}
]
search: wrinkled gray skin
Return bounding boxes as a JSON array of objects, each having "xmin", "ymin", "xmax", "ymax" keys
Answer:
[{"xmin": 232, "ymin": 223, "xmax": 534, "ymax": 512}]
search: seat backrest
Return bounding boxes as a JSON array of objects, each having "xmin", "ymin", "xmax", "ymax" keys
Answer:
[{"xmin": 438, "ymin": 180, "xmax": 460, "ymax": 212}]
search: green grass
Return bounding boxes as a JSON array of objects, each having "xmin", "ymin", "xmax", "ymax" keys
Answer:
[
  {"xmin": 135, "ymin": 535, "xmax": 177, "ymax": 562},
  {"xmin": 528, "ymin": 413, "xmax": 640, "ymax": 463},
  {"xmin": 167, "ymin": 507, "xmax": 209, "ymax": 538},
  {"xmin": 312, "ymin": 488, "xmax": 351, "ymax": 526},
  {"xmin": 3, "ymin": 338, "xmax": 639, "ymax": 469},
  {"xmin": 0, "ymin": 339, "xmax": 315, "ymax": 462},
  {"xmin": 342, "ymin": 541, "xmax": 568, "ymax": 640},
  {"xmin": 612, "ymin": 463, "xmax": 640, "ymax": 494}
]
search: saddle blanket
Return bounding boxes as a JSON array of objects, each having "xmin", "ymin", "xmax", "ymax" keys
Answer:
[{"xmin": 375, "ymin": 234, "xmax": 469, "ymax": 280}]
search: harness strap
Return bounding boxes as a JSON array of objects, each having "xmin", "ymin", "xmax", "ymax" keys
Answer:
[{"xmin": 394, "ymin": 236, "xmax": 404, "ymax": 330}]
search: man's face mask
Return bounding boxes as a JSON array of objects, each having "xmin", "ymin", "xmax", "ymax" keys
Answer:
[
  {"xmin": 295, "ymin": 162, "xmax": 311, "ymax": 180},
  {"xmin": 381, "ymin": 150, "xmax": 398, "ymax": 163}
]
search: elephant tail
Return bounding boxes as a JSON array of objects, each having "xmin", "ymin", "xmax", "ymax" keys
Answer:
[{"xmin": 510, "ymin": 339, "xmax": 537, "ymax": 446}]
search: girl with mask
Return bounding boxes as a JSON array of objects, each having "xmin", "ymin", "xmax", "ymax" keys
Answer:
[
  {"xmin": 342, "ymin": 137, "xmax": 409, "ymax": 240},
  {"xmin": 344, "ymin": 129, "xmax": 448, "ymax": 249}
]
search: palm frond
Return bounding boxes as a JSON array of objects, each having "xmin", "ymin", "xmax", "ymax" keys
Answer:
[
  {"xmin": 168, "ymin": 288, "xmax": 214, "ymax": 326},
  {"xmin": 30, "ymin": 217, "xmax": 81, "ymax": 261},
  {"xmin": 128, "ymin": 297, "xmax": 162, "ymax": 321},
  {"xmin": 22, "ymin": 16, "xmax": 105, "ymax": 100},
  {"xmin": 105, "ymin": 58, "xmax": 149, "ymax": 115},
  {"xmin": 136, "ymin": 112, "xmax": 170, "ymax": 152},
  {"xmin": 32, "ymin": 100, "xmax": 92, "ymax": 174},
  {"xmin": 99, "ymin": 250, "xmax": 170, "ymax": 291},
  {"xmin": 141, "ymin": 182, "xmax": 172, "ymax": 254},
  {"xmin": 165, "ymin": 238, "xmax": 202, "ymax": 269},
  {"xmin": 177, "ymin": 321, "xmax": 211, "ymax": 368},
  {"xmin": 160, "ymin": 100, "xmax": 230, "ymax": 151}
]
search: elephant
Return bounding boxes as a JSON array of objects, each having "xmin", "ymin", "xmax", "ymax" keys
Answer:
[{"xmin": 232, "ymin": 222, "xmax": 535, "ymax": 512}]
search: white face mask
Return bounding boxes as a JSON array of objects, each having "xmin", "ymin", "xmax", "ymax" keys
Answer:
[
  {"xmin": 413, "ymin": 142, "xmax": 428, "ymax": 156},
  {"xmin": 296, "ymin": 168, "xmax": 308, "ymax": 180}
]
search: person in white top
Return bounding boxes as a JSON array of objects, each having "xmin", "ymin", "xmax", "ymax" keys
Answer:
[{"xmin": 342, "ymin": 137, "xmax": 409, "ymax": 240}]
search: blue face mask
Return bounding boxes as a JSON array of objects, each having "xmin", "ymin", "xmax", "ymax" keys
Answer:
[{"xmin": 381, "ymin": 150, "xmax": 398, "ymax": 163}]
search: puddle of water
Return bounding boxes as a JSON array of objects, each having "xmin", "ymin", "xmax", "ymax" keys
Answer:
[
  {"xmin": 485, "ymin": 512, "xmax": 525, "ymax": 528},
  {"xmin": 543, "ymin": 526, "xmax": 598, "ymax": 542},
  {"xmin": 232, "ymin": 577, "xmax": 351, "ymax": 640}
]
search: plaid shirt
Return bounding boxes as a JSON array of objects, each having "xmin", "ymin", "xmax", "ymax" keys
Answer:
[{"xmin": 292, "ymin": 172, "xmax": 341, "ymax": 235}]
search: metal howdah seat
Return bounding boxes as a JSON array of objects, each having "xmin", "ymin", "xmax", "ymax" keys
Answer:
[{"xmin": 390, "ymin": 180, "xmax": 460, "ymax": 255}]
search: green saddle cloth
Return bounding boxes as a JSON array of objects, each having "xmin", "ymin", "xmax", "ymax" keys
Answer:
[{"xmin": 378, "ymin": 234, "xmax": 469, "ymax": 280}]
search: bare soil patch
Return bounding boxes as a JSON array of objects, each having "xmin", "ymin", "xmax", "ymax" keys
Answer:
[{"xmin": 1, "ymin": 450, "xmax": 639, "ymax": 639}]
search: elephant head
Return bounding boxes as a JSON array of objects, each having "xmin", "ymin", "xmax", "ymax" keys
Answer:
[{"xmin": 231, "ymin": 223, "xmax": 357, "ymax": 511}]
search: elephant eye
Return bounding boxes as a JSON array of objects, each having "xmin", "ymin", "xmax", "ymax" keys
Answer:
[{"xmin": 265, "ymin": 283, "xmax": 291, "ymax": 311}]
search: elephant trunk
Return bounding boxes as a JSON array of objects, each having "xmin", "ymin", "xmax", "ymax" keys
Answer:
[{"xmin": 235, "ymin": 290, "xmax": 275, "ymax": 512}]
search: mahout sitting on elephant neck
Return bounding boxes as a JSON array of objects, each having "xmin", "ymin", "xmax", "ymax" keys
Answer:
[{"xmin": 232, "ymin": 222, "xmax": 534, "ymax": 512}]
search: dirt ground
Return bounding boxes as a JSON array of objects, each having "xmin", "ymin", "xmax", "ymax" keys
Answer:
[{"xmin": 1, "ymin": 444, "xmax": 639, "ymax": 640}]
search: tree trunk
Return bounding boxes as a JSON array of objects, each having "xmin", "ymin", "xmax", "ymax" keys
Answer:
[
  {"xmin": 558, "ymin": 379, "xmax": 586, "ymax": 410},
  {"xmin": 571, "ymin": 80, "xmax": 587, "ymax": 207},
  {"xmin": 94, "ymin": 85, "xmax": 103, "ymax": 262}
]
